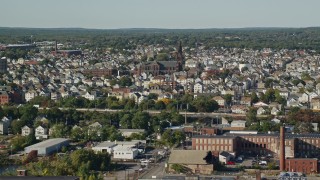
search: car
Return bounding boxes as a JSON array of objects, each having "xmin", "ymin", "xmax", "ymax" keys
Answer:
[
  {"xmin": 227, "ymin": 161, "xmax": 235, "ymax": 165},
  {"xmin": 236, "ymin": 157, "xmax": 243, "ymax": 161},
  {"xmin": 259, "ymin": 160, "xmax": 267, "ymax": 165}
]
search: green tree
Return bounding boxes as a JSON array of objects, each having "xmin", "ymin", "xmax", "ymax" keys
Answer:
[
  {"xmin": 156, "ymin": 53, "xmax": 169, "ymax": 61},
  {"xmin": 246, "ymin": 108, "xmax": 257, "ymax": 125},
  {"xmin": 119, "ymin": 114, "xmax": 132, "ymax": 129},
  {"xmin": 223, "ymin": 94, "xmax": 233, "ymax": 106},
  {"xmin": 50, "ymin": 123, "xmax": 69, "ymax": 138},
  {"xmin": 118, "ymin": 76, "xmax": 132, "ymax": 87},
  {"xmin": 132, "ymin": 111, "xmax": 150, "ymax": 130},
  {"xmin": 71, "ymin": 126, "xmax": 85, "ymax": 142},
  {"xmin": 203, "ymin": 151, "xmax": 213, "ymax": 164},
  {"xmin": 155, "ymin": 100, "xmax": 166, "ymax": 110},
  {"xmin": 192, "ymin": 96, "xmax": 219, "ymax": 112},
  {"xmin": 147, "ymin": 93, "xmax": 158, "ymax": 100},
  {"xmin": 251, "ymin": 92, "xmax": 259, "ymax": 104}
]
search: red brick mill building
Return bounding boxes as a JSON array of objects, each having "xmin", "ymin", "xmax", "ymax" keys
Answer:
[{"xmin": 192, "ymin": 130, "xmax": 320, "ymax": 173}]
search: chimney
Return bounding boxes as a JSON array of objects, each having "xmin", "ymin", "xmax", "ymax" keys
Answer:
[
  {"xmin": 280, "ymin": 126, "xmax": 285, "ymax": 171},
  {"xmin": 55, "ymin": 41, "xmax": 58, "ymax": 53},
  {"xmin": 255, "ymin": 170, "xmax": 261, "ymax": 180}
]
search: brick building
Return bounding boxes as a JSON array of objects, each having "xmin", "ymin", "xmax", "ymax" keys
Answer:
[
  {"xmin": 83, "ymin": 68, "xmax": 116, "ymax": 77},
  {"xmin": 192, "ymin": 135, "xmax": 238, "ymax": 156},
  {"xmin": 135, "ymin": 42, "xmax": 184, "ymax": 76},
  {"xmin": 0, "ymin": 86, "xmax": 23, "ymax": 104},
  {"xmin": 192, "ymin": 132, "xmax": 320, "ymax": 158},
  {"xmin": 285, "ymin": 158, "xmax": 319, "ymax": 174},
  {"xmin": 0, "ymin": 91, "xmax": 9, "ymax": 105}
]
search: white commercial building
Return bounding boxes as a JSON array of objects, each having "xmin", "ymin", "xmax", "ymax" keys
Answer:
[
  {"xmin": 24, "ymin": 138, "xmax": 69, "ymax": 156},
  {"xmin": 92, "ymin": 141, "xmax": 117, "ymax": 154},
  {"xmin": 113, "ymin": 145, "xmax": 139, "ymax": 160}
]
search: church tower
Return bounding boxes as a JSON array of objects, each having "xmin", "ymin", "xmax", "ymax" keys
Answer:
[{"xmin": 176, "ymin": 41, "xmax": 184, "ymax": 71}]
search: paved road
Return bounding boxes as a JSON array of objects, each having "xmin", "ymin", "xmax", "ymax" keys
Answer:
[{"xmin": 140, "ymin": 161, "xmax": 166, "ymax": 179}]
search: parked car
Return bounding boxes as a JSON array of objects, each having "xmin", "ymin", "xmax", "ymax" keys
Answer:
[
  {"xmin": 236, "ymin": 156, "xmax": 243, "ymax": 162},
  {"xmin": 227, "ymin": 161, "xmax": 235, "ymax": 165},
  {"xmin": 259, "ymin": 160, "xmax": 267, "ymax": 165}
]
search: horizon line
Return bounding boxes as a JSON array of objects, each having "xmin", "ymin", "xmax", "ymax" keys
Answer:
[{"xmin": 1, "ymin": 26, "xmax": 320, "ymax": 31}]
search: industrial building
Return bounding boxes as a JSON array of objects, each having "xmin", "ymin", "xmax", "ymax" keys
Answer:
[
  {"xmin": 113, "ymin": 145, "xmax": 139, "ymax": 160},
  {"xmin": 192, "ymin": 127, "xmax": 320, "ymax": 174},
  {"xmin": 91, "ymin": 141, "xmax": 117, "ymax": 154},
  {"xmin": 192, "ymin": 130, "xmax": 320, "ymax": 158},
  {"xmin": 24, "ymin": 138, "xmax": 69, "ymax": 156}
]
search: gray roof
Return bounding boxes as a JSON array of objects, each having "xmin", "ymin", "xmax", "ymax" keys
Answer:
[
  {"xmin": 119, "ymin": 129, "xmax": 145, "ymax": 133},
  {"xmin": 93, "ymin": 141, "xmax": 116, "ymax": 148},
  {"xmin": 25, "ymin": 138, "xmax": 69, "ymax": 149},
  {"xmin": 168, "ymin": 150, "xmax": 208, "ymax": 165},
  {"xmin": 220, "ymin": 151, "xmax": 232, "ymax": 157}
]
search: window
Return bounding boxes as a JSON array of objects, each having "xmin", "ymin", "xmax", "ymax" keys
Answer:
[{"xmin": 196, "ymin": 139, "xmax": 199, "ymax": 143}]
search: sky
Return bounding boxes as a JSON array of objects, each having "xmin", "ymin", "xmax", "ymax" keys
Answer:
[{"xmin": 1, "ymin": 0, "xmax": 320, "ymax": 29}]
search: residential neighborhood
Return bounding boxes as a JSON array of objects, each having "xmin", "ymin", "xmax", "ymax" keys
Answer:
[{"xmin": 1, "ymin": 30, "xmax": 320, "ymax": 180}]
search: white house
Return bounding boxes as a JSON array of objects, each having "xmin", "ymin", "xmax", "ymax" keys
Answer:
[
  {"xmin": 193, "ymin": 82, "xmax": 204, "ymax": 94},
  {"xmin": 257, "ymin": 107, "xmax": 267, "ymax": 115},
  {"xmin": 130, "ymin": 92, "xmax": 147, "ymax": 104},
  {"xmin": 88, "ymin": 122, "xmax": 102, "ymax": 137},
  {"xmin": 231, "ymin": 120, "xmax": 246, "ymax": 128},
  {"xmin": 185, "ymin": 59, "xmax": 198, "ymax": 68},
  {"xmin": 231, "ymin": 105, "xmax": 247, "ymax": 114},
  {"xmin": 298, "ymin": 93, "xmax": 309, "ymax": 103},
  {"xmin": 21, "ymin": 125, "xmax": 33, "ymax": 136},
  {"xmin": 270, "ymin": 107, "xmax": 280, "ymax": 115},
  {"xmin": 35, "ymin": 125, "xmax": 48, "ymax": 140},
  {"xmin": 219, "ymin": 151, "xmax": 233, "ymax": 164},
  {"xmin": 212, "ymin": 96, "xmax": 226, "ymax": 107},
  {"xmin": 0, "ymin": 121, "xmax": 9, "ymax": 135},
  {"xmin": 25, "ymin": 90, "xmax": 38, "ymax": 102},
  {"xmin": 83, "ymin": 92, "xmax": 96, "ymax": 101},
  {"xmin": 271, "ymin": 118, "xmax": 281, "ymax": 124},
  {"xmin": 312, "ymin": 123, "xmax": 319, "ymax": 132}
]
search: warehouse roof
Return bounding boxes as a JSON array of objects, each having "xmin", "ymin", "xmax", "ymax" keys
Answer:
[
  {"xmin": 25, "ymin": 138, "xmax": 69, "ymax": 149},
  {"xmin": 93, "ymin": 141, "xmax": 116, "ymax": 148},
  {"xmin": 168, "ymin": 150, "xmax": 208, "ymax": 165}
]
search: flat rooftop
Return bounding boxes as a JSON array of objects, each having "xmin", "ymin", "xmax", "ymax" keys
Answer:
[{"xmin": 93, "ymin": 141, "xmax": 116, "ymax": 148}]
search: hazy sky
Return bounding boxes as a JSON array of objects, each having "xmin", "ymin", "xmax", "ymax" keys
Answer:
[{"xmin": 1, "ymin": 0, "xmax": 319, "ymax": 29}]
